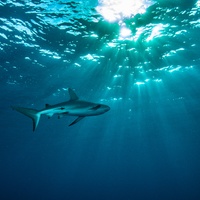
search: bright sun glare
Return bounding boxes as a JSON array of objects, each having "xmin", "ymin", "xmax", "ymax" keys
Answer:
[
  {"xmin": 120, "ymin": 26, "xmax": 132, "ymax": 38},
  {"xmin": 96, "ymin": 0, "xmax": 155, "ymax": 40},
  {"xmin": 96, "ymin": 0, "xmax": 155, "ymax": 22}
]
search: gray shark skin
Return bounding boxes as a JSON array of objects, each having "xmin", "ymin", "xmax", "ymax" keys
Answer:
[{"xmin": 11, "ymin": 88, "xmax": 110, "ymax": 131}]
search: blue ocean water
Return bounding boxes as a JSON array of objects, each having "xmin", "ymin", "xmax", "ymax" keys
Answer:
[{"xmin": 1, "ymin": 0, "xmax": 200, "ymax": 199}]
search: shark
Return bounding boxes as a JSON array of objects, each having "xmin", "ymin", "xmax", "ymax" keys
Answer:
[{"xmin": 11, "ymin": 88, "xmax": 110, "ymax": 131}]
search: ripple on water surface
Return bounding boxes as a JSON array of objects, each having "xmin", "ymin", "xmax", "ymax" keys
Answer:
[{"xmin": 0, "ymin": 0, "xmax": 199, "ymax": 92}]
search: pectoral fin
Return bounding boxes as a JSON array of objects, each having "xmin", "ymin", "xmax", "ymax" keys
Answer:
[{"xmin": 69, "ymin": 116, "xmax": 85, "ymax": 126}]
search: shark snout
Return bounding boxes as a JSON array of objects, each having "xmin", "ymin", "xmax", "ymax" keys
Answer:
[{"xmin": 104, "ymin": 105, "xmax": 110, "ymax": 112}]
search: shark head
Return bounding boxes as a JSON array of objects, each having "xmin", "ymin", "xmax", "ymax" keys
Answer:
[
  {"xmin": 98, "ymin": 104, "xmax": 110, "ymax": 114},
  {"xmin": 99, "ymin": 104, "xmax": 110, "ymax": 113},
  {"xmin": 88, "ymin": 103, "xmax": 110, "ymax": 115},
  {"xmin": 105, "ymin": 105, "xmax": 110, "ymax": 110}
]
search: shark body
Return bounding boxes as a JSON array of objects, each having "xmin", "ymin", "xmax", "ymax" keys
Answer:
[{"xmin": 12, "ymin": 88, "xmax": 110, "ymax": 131}]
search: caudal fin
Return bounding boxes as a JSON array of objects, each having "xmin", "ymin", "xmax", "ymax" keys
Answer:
[{"xmin": 11, "ymin": 106, "xmax": 40, "ymax": 131}]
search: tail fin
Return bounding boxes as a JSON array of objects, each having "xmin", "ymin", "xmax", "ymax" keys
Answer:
[{"xmin": 11, "ymin": 106, "xmax": 41, "ymax": 131}]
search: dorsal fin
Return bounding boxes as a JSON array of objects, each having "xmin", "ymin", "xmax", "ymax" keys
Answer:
[
  {"xmin": 68, "ymin": 88, "xmax": 79, "ymax": 101},
  {"xmin": 45, "ymin": 104, "xmax": 51, "ymax": 108}
]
